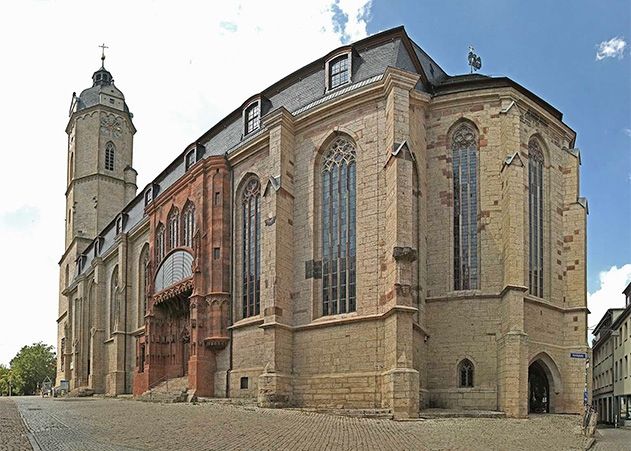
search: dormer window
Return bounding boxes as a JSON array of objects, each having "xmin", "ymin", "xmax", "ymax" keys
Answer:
[
  {"xmin": 144, "ymin": 189, "xmax": 152, "ymax": 206},
  {"xmin": 185, "ymin": 150, "xmax": 196, "ymax": 170},
  {"xmin": 328, "ymin": 54, "xmax": 350, "ymax": 90},
  {"xmin": 244, "ymin": 102, "xmax": 260, "ymax": 135}
]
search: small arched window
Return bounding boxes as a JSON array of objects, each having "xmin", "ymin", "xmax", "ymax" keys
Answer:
[
  {"xmin": 139, "ymin": 244, "xmax": 150, "ymax": 325},
  {"xmin": 110, "ymin": 266, "xmax": 119, "ymax": 335},
  {"xmin": 167, "ymin": 207, "xmax": 179, "ymax": 250},
  {"xmin": 322, "ymin": 136, "xmax": 356, "ymax": 315},
  {"xmin": 155, "ymin": 223, "xmax": 165, "ymax": 262},
  {"xmin": 181, "ymin": 201, "xmax": 195, "ymax": 248},
  {"xmin": 528, "ymin": 138, "xmax": 544, "ymax": 298},
  {"xmin": 105, "ymin": 142, "xmax": 115, "ymax": 171},
  {"xmin": 242, "ymin": 177, "xmax": 261, "ymax": 318},
  {"xmin": 458, "ymin": 359, "xmax": 474, "ymax": 388},
  {"xmin": 452, "ymin": 122, "xmax": 479, "ymax": 290}
]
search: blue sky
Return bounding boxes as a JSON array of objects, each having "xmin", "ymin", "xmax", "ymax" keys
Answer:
[
  {"xmin": 0, "ymin": 0, "xmax": 628, "ymax": 364},
  {"xmin": 367, "ymin": 0, "xmax": 631, "ymax": 295}
]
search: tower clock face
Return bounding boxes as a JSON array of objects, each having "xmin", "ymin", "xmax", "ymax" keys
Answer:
[{"xmin": 100, "ymin": 114, "xmax": 122, "ymax": 138}]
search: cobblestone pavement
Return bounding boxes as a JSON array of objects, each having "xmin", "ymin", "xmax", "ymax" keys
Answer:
[
  {"xmin": 10, "ymin": 397, "xmax": 592, "ymax": 451},
  {"xmin": 0, "ymin": 398, "xmax": 32, "ymax": 451},
  {"xmin": 592, "ymin": 426, "xmax": 631, "ymax": 450}
]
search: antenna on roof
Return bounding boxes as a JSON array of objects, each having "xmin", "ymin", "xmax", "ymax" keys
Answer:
[{"xmin": 468, "ymin": 46, "xmax": 482, "ymax": 73}]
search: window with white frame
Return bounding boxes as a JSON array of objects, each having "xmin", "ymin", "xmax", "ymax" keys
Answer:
[
  {"xmin": 328, "ymin": 54, "xmax": 350, "ymax": 89},
  {"xmin": 244, "ymin": 102, "xmax": 260, "ymax": 135}
]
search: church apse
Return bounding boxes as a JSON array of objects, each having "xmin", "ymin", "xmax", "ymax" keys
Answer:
[{"xmin": 133, "ymin": 156, "xmax": 231, "ymax": 398}]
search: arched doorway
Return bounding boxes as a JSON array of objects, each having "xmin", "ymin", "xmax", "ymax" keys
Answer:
[{"xmin": 529, "ymin": 361, "xmax": 549, "ymax": 413}]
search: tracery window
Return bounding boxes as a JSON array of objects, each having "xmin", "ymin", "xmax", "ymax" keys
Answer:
[
  {"xmin": 110, "ymin": 267, "xmax": 119, "ymax": 335},
  {"xmin": 245, "ymin": 102, "xmax": 260, "ymax": 135},
  {"xmin": 528, "ymin": 138, "xmax": 544, "ymax": 298},
  {"xmin": 452, "ymin": 123, "xmax": 479, "ymax": 290},
  {"xmin": 139, "ymin": 244, "xmax": 149, "ymax": 325},
  {"xmin": 155, "ymin": 223, "xmax": 165, "ymax": 262},
  {"xmin": 242, "ymin": 177, "xmax": 261, "ymax": 318},
  {"xmin": 322, "ymin": 136, "xmax": 356, "ymax": 315},
  {"xmin": 458, "ymin": 359, "xmax": 474, "ymax": 388},
  {"xmin": 167, "ymin": 207, "xmax": 179, "ymax": 250},
  {"xmin": 181, "ymin": 201, "xmax": 195, "ymax": 248},
  {"xmin": 105, "ymin": 141, "xmax": 115, "ymax": 171},
  {"xmin": 328, "ymin": 54, "xmax": 350, "ymax": 89}
]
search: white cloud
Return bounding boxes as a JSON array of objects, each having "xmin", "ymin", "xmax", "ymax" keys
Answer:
[
  {"xmin": 588, "ymin": 264, "xmax": 631, "ymax": 338},
  {"xmin": 596, "ymin": 36, "xmax": 626, "ymax": 60},
  {"xmin": 0, "ymin": 0, "xmax": 372, "ymax": 366},
  {"xmin": 623, "ymin": 128, "xmax": 631, "ymax": 137}
]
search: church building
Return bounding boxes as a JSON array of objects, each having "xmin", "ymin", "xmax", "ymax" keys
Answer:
[{"xmin": 57, "ymin": 26, "xmax": 590, "ymax": 419}]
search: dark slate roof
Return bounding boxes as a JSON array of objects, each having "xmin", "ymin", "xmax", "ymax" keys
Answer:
[
  {"xmin": 74, "ymin": 66, "xmax": 130, "ymax": 114},
  {"xmin": 72, "ymin": 25, "xmax": 570, "ymax": 280}
]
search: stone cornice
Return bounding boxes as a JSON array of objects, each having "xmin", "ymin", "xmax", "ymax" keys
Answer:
[{"xmin": 67, "ymin": 103, "xmax": 136, "ymax": 135}]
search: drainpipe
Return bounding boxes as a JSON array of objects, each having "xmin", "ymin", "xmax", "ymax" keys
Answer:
[
  {"xmin": 226, "ymin": 156, "xmax": 234, "ymax": 398},
  {"xmin": 123, "ymin": 234, "xmax": 129, "ymax": 394}
]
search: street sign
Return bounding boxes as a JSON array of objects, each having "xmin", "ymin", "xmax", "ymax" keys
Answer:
[{"xmin": 570, "ymin": 352, "xmax": 587, "ymax": 359}]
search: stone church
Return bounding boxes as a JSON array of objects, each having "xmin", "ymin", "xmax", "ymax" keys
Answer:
[{"xmin": 57, "ymin": 26, "xmax": 590, "ymax": 419}]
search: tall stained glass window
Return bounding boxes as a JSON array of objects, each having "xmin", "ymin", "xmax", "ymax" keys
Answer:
[
  {"xmin": 322, "ymin": 136, "xmax": 356, "ymax": 315},
  {"xmin": 528, "ymin": 138, "xmax": 544, "ymax": 297},
  {"xmin": 155, "ymin": 223, "xmax": 165, "ymax": 263},
  {"xmin": 139, "ymin": 244, "xmax": 149, "ymax": 324},
  {"xmin": 452, "ymin": 123, "xmax": 479, "ymax": 290},
  {"xmin": 182, "ymin": 201, "xmax": 195, "ymax": 248},
  {"xmin": 242, "ymin": 178, "xmax": 261, "ymax": 318},
  {"xmin": 110, "ymin": 267, "xmax": 119, "ymax": 335},
  {"xmin": 167, "ymin": 207, "xmax": 179, "ymax": 250}
]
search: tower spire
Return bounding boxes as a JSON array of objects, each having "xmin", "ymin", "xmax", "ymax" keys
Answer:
[{"xmin": 99, "ymin": 43, "xmax": 109, "ymax": 68}]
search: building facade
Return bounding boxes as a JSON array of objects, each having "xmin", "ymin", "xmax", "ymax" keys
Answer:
[
  {"xmin": 57, "ymin": 27, "xmax": 589, "ymax": 419},
  {"xmin": 592, "ymin": 283, "xmax": 631, "ymax": 425}
]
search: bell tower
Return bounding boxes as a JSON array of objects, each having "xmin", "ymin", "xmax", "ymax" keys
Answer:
[
  {"xmin": 64, "ymin": 46, "xmax": 137, "ymax": 249},
  {"xmin": 57, "ymin": 46, "xmax": 137, "ymax": 384}
]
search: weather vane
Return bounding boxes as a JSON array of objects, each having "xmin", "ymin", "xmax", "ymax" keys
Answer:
[
  {"xmin": 468, "ymin": 46, "xmax": 482, "ymax": 73},
  {"xmin": 99, "ymin": 43, "xmax": 109, "ymax": 67}
]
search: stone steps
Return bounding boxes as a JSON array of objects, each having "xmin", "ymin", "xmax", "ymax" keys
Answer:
[
  {"xmin": 418, "ymin": 409, "xmax": 506, "ymax": 419},
  {"xmin": 137, "ymin": 376, "xmax": 190, "ymax": 403}
]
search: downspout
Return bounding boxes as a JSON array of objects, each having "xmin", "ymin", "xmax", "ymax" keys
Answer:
[
  {"xmin": 226, "ymin": 156, "xmax": 234, "ymax": 398},
  {"xmin": 123, "ymin": 234, "xmax": 129, "ymax": 394}
]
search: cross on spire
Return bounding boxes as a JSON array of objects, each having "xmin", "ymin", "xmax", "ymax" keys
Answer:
[{"xmin": 99, "ymin": 43, "xmax": 108, "ymax": 68}]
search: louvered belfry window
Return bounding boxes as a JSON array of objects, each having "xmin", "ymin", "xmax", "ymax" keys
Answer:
[
  {"xmin": 322, "ymin": 136, "xmax": 356, "ymax": 315},
  {"xmin": 452, "ymin": 123, "xmax": 479, "ymax": 290},
  {"xmin": 105, "ymin": 142, "xmax": 115, "ymax": 171},
  {"xmin": 528, "ymin": 138, "xmax": 544, "ymax": 298},
  {"xmin": 242, "ymin": 178, "xmax": 261, "ymax": 318}
]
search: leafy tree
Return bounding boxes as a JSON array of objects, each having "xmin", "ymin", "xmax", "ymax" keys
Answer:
[
  {"xmin": 9, "ymin": 343, "xmax": 56, "ymax": 395},
  {"xmin": 0, "ymin": 364, "xmax": 9, "ymax": 395}
]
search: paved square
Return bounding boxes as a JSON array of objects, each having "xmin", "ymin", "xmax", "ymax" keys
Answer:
[{"xmin": 7, "ymin": 397, "xmax": 593, "ymax": 450}]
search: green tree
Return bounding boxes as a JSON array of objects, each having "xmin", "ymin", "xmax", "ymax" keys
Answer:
[
  {"xmin": 9, "ymin": 343, "xmax": 56, "ymax": 395},
  {"xmin": 0, "ymin": 364, "xmax": 9, "ymax": 395}
]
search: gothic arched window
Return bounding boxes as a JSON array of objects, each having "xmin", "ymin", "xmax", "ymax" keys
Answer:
[
  {"xmin": 110, "ymin": 267, "xmax": 119, "ymax": 335},
  {"xmin": 181, "ymin": 201, "xmax": 195, "ymax": 248},
  {"xmin": 105, "ymin": 141, "xmax": 115, "ymax": 171},
  {"xmin": 528, "ymin": 138, "xmax": 544, "ymax": 298},
  {"xmin": 167, "ymin": 207, "xmax": 179, "ymax": 250},
  {"xmin": 242, "ymin": 177, "xmax": 261, "ymax": 318},
  {"xmin": 322, "ymin": 136, "xmax": 356, "ymax": 315},
  {"xmin": 155, "ymin": 223, "xmax": 165, "ymax": 263},
  {"xmin": 458, "ymin": 359, "xmax": 474, "ymax": 387},
  {"xmin": 452, "ymin": 123, "xmax": 479, "ymax": 290},
  {"xmin": 139, "ymin": 244, "xmax": 149, "ymax": 326}
]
